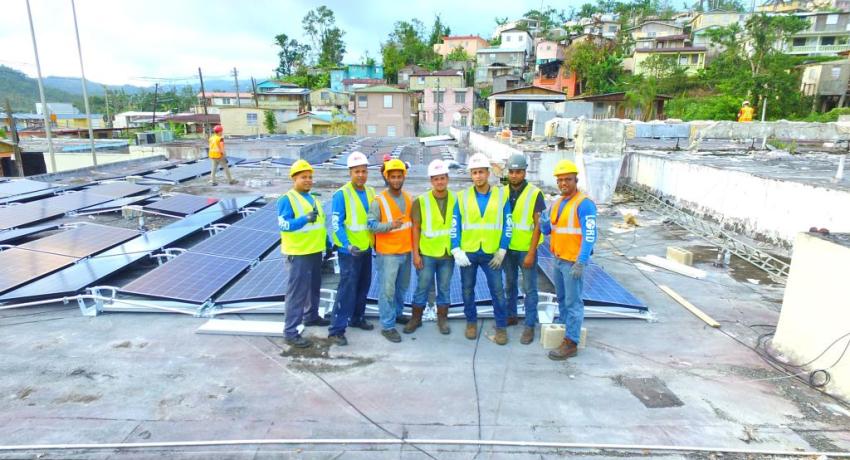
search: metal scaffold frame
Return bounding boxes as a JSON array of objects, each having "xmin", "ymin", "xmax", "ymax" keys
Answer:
[{"xmin": 625, "ymin": 185, "xmax": 790, "ymax": 283}]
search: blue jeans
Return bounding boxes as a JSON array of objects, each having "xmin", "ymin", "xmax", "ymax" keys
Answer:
[
  {"xmin": 460, "ymin": 251, "xmax": 507, "ymax": 328},
  {"xmin": 554, "ymin": 259, "xmax": 584, "ymax": 343},
  {"xmin": 328, "ymin": 249, "xmax": 372, "ymax": 336},
  {"xmin": 412, "ymin": 255, "xmax": 454, "ymax": 307},
  {"xmin": 376, "ymin": 253, "xmax": 411, "ymax": 330},
  {"xmin": 503, "ymin": 249, "xmax": 539, "ymax": 327}
]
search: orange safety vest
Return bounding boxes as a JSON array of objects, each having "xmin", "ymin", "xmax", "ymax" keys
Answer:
[
  {"xmin": 550, "ymin": 192, "xmax": 587, "ymax": 262},
  {"xmin": 374, "ymin": 190, "xmax": 413, "ymax": 255},
  {"xmin": 208, "ymin": 134, "xmax": 224, "ymax": 159},
  {"xmin": 738, "ymin": 106, "xmax": 754, "ymax": 122}
]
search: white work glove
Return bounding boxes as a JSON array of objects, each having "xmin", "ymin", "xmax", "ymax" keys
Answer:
[
  {"xmin": 488, "ymin": 248, "xmax": 507, "ymax": 269},
  {"xmin": 451, "ymin": 247, "xmax": 471, "ymax": 267}
]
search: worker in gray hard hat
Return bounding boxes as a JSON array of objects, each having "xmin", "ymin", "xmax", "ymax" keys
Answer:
[{"xmin": 503, "ymin": 153, "xmax": 545, "ymax": 345}]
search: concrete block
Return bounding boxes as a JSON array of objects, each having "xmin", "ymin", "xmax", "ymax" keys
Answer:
[
  {"xmin": 666, "ymin": 246, "xmax": 694, "ymax": 266},
  {"xmin": 541, "ymin": 324, "xmax": 586, "ymax": 349}
]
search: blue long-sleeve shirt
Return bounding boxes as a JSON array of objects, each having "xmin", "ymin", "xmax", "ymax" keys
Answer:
[
  {"xmin": 540, "ymin": 194, "xmax": 597, "ymax": 264},
  {"xmin": 331, "ymin": 185, "xmax": 370, "ymax": 255},
  {"xmin": 451, "ymin": 186, "xmax": 513, "ymax": 254},
  {"xmin": 277, "ymin": 191, "xmax": 316, "ymax": 232}
]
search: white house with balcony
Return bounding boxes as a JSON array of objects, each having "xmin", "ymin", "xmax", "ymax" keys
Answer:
[
  {"xmin": 785, "ymin": 11, "xmax": 850, "ymax": 56},
  {"xmin": 500, "ymin": 28, "xmax": 534, "ymax": 57}
]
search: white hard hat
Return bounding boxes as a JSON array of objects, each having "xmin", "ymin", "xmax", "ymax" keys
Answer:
[
  {"xmin": 467, "ymin": 153, "xmax": 490, "ymax": 170},
  {"xmin": 427, "ymin": 159, "xmax": 449, "ymax": 177},
  {"xmin": 346, "ymin": 151, "xmax": 369, "ymax": 168},
  {"xmin": 743, "ymin": 100, "xmax": 750, "ymax": 105}
]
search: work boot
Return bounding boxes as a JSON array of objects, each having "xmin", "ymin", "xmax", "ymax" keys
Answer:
[
  {"xmin": 403, "ymin": 306, "xmax": 424, "ymax": 334},
  {"xmin": 465, "ymin": 322, "xmax": 478, "ymax": 340},
  {"xmin": 228, "ymin": 179, "xmax": 238, "ymax": 185},
  {"xmin": 303, "ymin": 316, "xmax": 331, "ymax": 327},
  {"xmin": 396, "ymin": 314, "xmax": 410, "ymax": 325},
  {"xmin": 349, "ymin": 319, "xmax": 374, "ymax": 331},
  {"xmin": 507, "ymin": 316, "xmax": 519, "ymax": 326},
  {"xmin": 520, "ymin": 326, "xmax": 535, "ymax": 345},
  {"xmin": 284, "ymin": 336, "xmax": 311, "ymax": 349},
  {"xmin": 381, "ymin": 328, "xmax": 402, "ymax": 343},
  {"xmin": 436, "ymin": 306, "xmax": 450, "ymax": 335},
  {"xmin": 327, "ymin": 334, "xmax": 348, "ymax": 346},
  {"xmin": 492, "ymin": 327, "xmax": 508, "ymax": 346},
  {"xmin": 209, "ymin": 181, "xmax": 218, "ymax": 186},
  {"xmin": 548, "ymin": 338, "xmax": 578, "ymax": 361}
]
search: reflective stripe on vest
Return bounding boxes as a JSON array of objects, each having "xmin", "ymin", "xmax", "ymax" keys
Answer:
[
  {"xmin": 332, "ymin": 182, "xmax": 375, "ymax": 250},
  {"xmin": 508, "ymin": 183, "xmax": 543, "ymax": 251},
  {"xmin": 280, "ymin": 189, "xmax": 326, "ymax": 256},
  {"xmin": 549, "ymin": 192, "xmax": 587, "ymax": 262},
  {"xmin": 418, "ymin": 190, "xmax": 455, "ymax": 258},
  {"xmin": 374, "ymin": 190, "xmax": 412, "ymax": 254},
  {"xmin": 458, "ymin": 186, "xmax": 503, "ymax": 254}
]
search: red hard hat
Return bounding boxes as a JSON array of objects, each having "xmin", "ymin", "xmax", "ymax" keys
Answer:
[
  {"xmin": 213, "ymin": 125, "xmax": 223, "ymax": 133},
  {"xmin": 382, "ymin": 154, "xmax": 391, "ymax": 162}
]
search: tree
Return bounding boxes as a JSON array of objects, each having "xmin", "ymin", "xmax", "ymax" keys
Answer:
[
  {"xmin": 263, "ymin": 110, "xmax": 277, "ymax": 134},
  {"xmin": 445, "ymin": 46, "xmax": 470, "ymax": 62},
  {"xmin": 380, "ymin": 19, "xmax": 442, "ymax": 83},
  {"xmin": 473, "ymin": 108, "xmax": 491, "ymax": 128},
  {"xmin": 428, "ymin": 14, "xmax": 451, "ymax": 46},
  {"xmin": 274, "ymin": 33, "xmax": 309, "ymax": 77},
  {"xmin": 329, "ymin": 109, "xmax": 355, "ymax": 134},
  {"xmin": 302, "ymin": 6, "xmax": 346, "ymax": 68},
  {"xmin": 565, "ymin": 40, "xmax": 624, "ymax": 95}
]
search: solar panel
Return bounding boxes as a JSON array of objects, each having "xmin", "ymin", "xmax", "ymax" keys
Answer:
[
  {"xmin": 0, "ymin": 179, "xmax": 53, "ymax": 198},
  {"xmin": 265, "ymin": 245, "xmax": 284, "ymax": 260},
  {"xmin": 232, "ymin": 209, "xmax": 279, "ymax": 233},
  {"xmin": 0, "ymin": 203, "xmax": 67, "ymax": 230},
  {"xmin": 0, "ymin": 248, "xmax": 76, "ymax": 293},
  {"xmin": 79, "ymin": 193, "xmax": 157, "ymax": 213},
  {"xmin": 121, "ymin": 252, "xmax": 251, "ymax": 303},
  {"xmin": 258, "ymin": 200, "xmax": 280, "ymax": 212},
  {"xmin": 18, "ymin": 224, "xmax": 138, "ymax": 258},
  {"xmin": 85, "ymin": 182, "xmax": 150, "ymax": 198},
  {"xmin": 191, "ymin": 227, "xmax": 279, "ymax": 261},
  {"xmin": 217, "ymin": 259, "xmax": 287, "ymax": 303},
  {"xmin": 0, "ymin": 224, "xmax": 57, "ymax": 245},
  {"xmin": 144, "ymin": 158, "xmax": 242, "ymax": 183},
  {"xmin": 145, "ymin": 194, "xmax": 218, "ymax": 217},
  {"xmin": 42, "ymin": 191, "xmax": 114, "ymax": 213}
]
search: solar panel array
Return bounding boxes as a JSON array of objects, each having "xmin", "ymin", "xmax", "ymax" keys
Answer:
[
  {"xmin": 0, "ymin": 190, "xmax": 117, "ymax": 230},
  {"xmin": 121, "ymin": 252, "xmax": 251, "ymax": 303},
  {"xmin": 216, "ymin": 259, "xmax": 287, "ymax": 303},
  {"xmin": 191, "ymin": 227, "xmax": 280, "ymax": 261},
  {"xmin": 144, "ymin": 158, "xmax": 241, "ymax": 183},
  {"xmin": 85, "ymin": 182, "xmax": 150, "ymax": 198},
  {"xmin": 366, "ymin": 260, "xmax": 491, "ymax": 306},
  {"xmin": 0, "ymin": 248, "xmax": 76, "ymax": 293},
  {"xmin": 18, "ymin": 224, "xmax": 138, "ymax": 258},
  {"xmin": 0, "ymin": 224, "xmax": 57, "ymax": 245},
  {"xmin": 145, "ymin": 194, "xmax": 219, "ymax": 216}
]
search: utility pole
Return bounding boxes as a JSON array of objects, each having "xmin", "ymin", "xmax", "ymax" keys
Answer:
[
  {"xmin": 26, "ymin": 0, "xmax": 56, "ymax": 173},
  {"xmin": 198, "ymin": 67, "xmax": 209, "ymax": 135},
  {"xmin": 103, "ymin": 85, "xmax": 111, "ymax": 128},
  {"xmin": 151, "ymin": 83, "xmax": 159, "ymax": 127},
  {"xmin": 232, "ymin": 67, "xmax": 241, "ymax": 107},
  {"xmin": 4, "ymin": 99, "xmax": 25, "ymax": 177},
  {"xmin": 251, "ymin": 77, "xmax": 259, "ymax": 108},
  {"xmin": 70, "ymin": 0, "xmax": 96, "ymax": 167}
]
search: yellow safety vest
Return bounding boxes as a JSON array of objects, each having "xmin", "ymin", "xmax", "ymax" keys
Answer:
[
  {"xmin": 279, "ymin": 189, "xmax": 326, "ymax": 256},
  {"xmin": 417, "ymin": 190, "xmax": 456, "ymax": 258},
  {"xmin": 458, "ymin": 185, "xmax": 504, "ymax": 255},
  {"xmin": 508, "ymin": 183, "xmax": 543, "ymax": 251},
  {"xmin": 208, "ymin": 134, "xmax": 223, "ymax": 159},
  {"xmin": 332, "ymin": 182, "xmax": 375, "ymax": 251}
]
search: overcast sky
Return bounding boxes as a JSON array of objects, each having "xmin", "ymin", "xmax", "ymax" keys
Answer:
[{"xmin": 1, "ymin": 0, "xmax": 586, "ymax": 88}]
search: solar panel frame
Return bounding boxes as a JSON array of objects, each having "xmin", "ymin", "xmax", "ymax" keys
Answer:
[
  {"xmin": 216, "ymin": 259, "xmax": 287, "ymax": 303},
  {"xmin": 18, "ymin": 224, "xmax": 139, "ymax": 258},
  {"xmin": 0, "ymin": 224, "xmax": 58, "ymax": 245},
  {"xmin": 0, "ymin": 248, "xmax": 76, "ymax": 294},
  {"xmin": 190, "ymin": 227, "xmax": 279, "ymax": 261},
  {"xmin": 121, "ymin": 252, "xmax": 251, "ymax": 303}
]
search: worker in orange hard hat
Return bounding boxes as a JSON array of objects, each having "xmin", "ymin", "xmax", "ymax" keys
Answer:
[
  {"xmin": 540, "ymin": 159, "xmax": 597, "ymax": 361},
  {"xmin": 208, "ymin": 124, "xmax": 237, "ymax": 186}
]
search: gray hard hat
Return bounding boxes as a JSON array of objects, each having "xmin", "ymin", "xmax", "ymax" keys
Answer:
[{"xmin": 507, "ymin": 154, "xmax": 528, "ymax": 170}]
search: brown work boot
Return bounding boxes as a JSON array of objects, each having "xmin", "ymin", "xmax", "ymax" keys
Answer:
[
  {"xmin": 403, "ymin": 306, "xmax": 424, "ymax": 334},
  {"xmin": 436, "ymin": 306, "xmax": 450, "ymax": 335},
  {"xmin": 492, "ymin": 327, "xmax": 508, "ymax": 345},
  {"xmin": 548, "ymin": 338, "xmax": 578, "ymax": 361},
  {"xmin": 465, "ymin": 322, "xmax": 477, "ymax": 340},
  {"xmin": 520, "ymin": 326, "xmax": 534, "ymax": 345}
]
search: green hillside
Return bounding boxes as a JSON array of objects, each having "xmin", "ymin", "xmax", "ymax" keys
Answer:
[{"xmin": 0, "ymin": 65, "xmax": 82, "ymax": 113}]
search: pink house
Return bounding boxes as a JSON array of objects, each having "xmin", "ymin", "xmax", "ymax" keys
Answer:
[{"xmin": 420, "ymin": 87, "xmax": 474, "ymax": 135}]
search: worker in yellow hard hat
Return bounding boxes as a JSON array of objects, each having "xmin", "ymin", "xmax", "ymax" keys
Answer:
[
  {"xmin": 540, "ymin": 159, "xmax": 597, "ymax": 361},
  {"xmin": 367, "ymin": 158, "xmax": 413, "ymax": 343},
  {"xmin": 738, "ymin": 101, "xmax": 754, "ymax": 122},
  {"xmin": 277, "ymin": 159, "xmax": 330, "ymax": 349}
]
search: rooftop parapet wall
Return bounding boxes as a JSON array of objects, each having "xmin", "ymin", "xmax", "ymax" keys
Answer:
[{"xmin": 688, "ymin": 120, "xmax": 850, "ymax": 146}]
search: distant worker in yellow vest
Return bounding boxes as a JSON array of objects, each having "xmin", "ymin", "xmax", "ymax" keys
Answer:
[
  {"xmin": 503, "ymin": 154, "xmax": 545, "ymax": 345},
  {"xmin": 540, "ymin": 159, "xmax": 597, "ymax": 361},
  {"xmin": 327, "ymin": 152, "xmax": 376, "ymax": 346},
  {"xmin": 407, "ymin": 159, "xmax": 461, "ymax": 335},
  {"xmin": 452, "ymin": 153, "xmax": 513, "ymax": 345},
  {"xmin": 737, "ymin": 101, "xmax": 754, "ymax": 122},
  {"xmin": 368, "ymin": 159, "xmax": 413, "ymax": 343},
  {"xmin": 278, "ymin": 159, "xmax": 330, "ymax": 349},
  {"xmin": 208, "ymin": 125, "xmax": 237, "ymax": 186}
]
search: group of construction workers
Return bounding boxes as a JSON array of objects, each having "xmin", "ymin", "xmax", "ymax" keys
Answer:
[{"xmin": 276, "ymin": 150, "xmax": 597, "ymax": 361}]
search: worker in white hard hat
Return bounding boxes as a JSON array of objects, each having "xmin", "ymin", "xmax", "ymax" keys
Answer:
[
  {"xmin": 452, "ymin": 152, "xmax": 513, "ymax": 345},
  {"xmin": 406, "ymin": 159, "xmax": 461, "ymax": 335},
  {"xmin": 327, "ymin": 151, "xmax": 376, "ymax": 346},
  {"xmin": 278, "ymin": 159, "xmax": 329, "ymax": 349},
  {"xmin": 738, "ymin": 101, "xmax": 754, "ymax": 122}
]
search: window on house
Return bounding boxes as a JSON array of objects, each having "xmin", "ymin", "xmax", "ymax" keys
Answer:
[
  {"xmin": 387, "ymin": 125, "xmax": 397, "ymax": 137},
  {"xmin": 246, "ymin": 112, "xmax": 258, "ymax": 126},
  {"xmin": 460, "ymin": 115, "xmax": 468, "ymax": 126},
  {"xmin": 793, "ymin": 37, "xmax": 807, "ymax": 47},
  {"xmin": 546, "ymin": 45, "xmax": 551, "ymax": 50},
  {"xmin": 822, "ymin": 36, "xmax": 836, "ymax": 45},
  {"xmin": 455, "ymin": 91, "xmax": 466, "ymax": 104},
  {"xmin": 417, "ymin": 76, "xmax": 425, "ymax": 84},
  {"xmin": 367, "ymin": 124, "xmax": 377, "ymax": 134},
  {"xmin": 609, "ymin": 25, "xmax": 618, "ymax": 32},
  {"xmin": 222, "ymin": 97, "xmax": 231, "ymax": 104},
  {"xmin": 321, "ymin": 92, "xmax": 330, "ymax": 101},
  {"xmin": 358, "ymin": 95, "xmax": 368, "ymax": 108},
  {"xmin": 826, "ymin": 14, "xmax": 839, "ymax": 25},
  {"xmin": 691, "ymin": 54, "xmax": 699, "ymax": 64},
  {"xmin": 383, "ymin": 95, "xmax": 393, "ymax": 108},
  {"xmin": 832, "ymin": 66, "xmax": 842, "ymax": 79},
  {"xmin": 434, "ymin": 91, "xmax": 444, "ymax": 103},
  {"xmin": 679, "ymin": 55, "xmax": 689, "ymax": 65},
  {"xmin": 490, "ymin": 53, "xmax": 496, "ymax": 60},
  {"xmin": 505, "ymin": 35, "xmax": 512, "ymax": 42},
  {"xmin": 518, "ymin": 35, "xmax": 524, "ymax": 41}
]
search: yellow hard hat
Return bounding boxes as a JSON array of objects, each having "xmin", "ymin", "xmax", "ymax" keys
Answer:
[
  {"xmin": 289, "ymin": 159, "xmax": 313, "ymax": 178},
  {"xmin": 383, "ymin": 158, "xmax": 407, "ymax": 178},
  {"xmin": 553, "ymin": 159, "xmax": 578, "ymax": 176}
]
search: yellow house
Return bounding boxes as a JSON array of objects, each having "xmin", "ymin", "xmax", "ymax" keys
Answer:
[
  {"xmin": 284, "ymin": 111, "xmax": 354, "ymax": 135},
  {"xmin": 53, "ymin": 114, "xmax": 103, "ymax": 129},
  {"xmin": 309, "ymin": 89, "xmax": 350, "ymax": 110},
  {"xmin": 408, "ymin": 70, "xmax": 466, "ymax": 91},
  {"xmin": 219, "ymin": 107, "xmax": 270, "ymax": 136},
  {"xmin": 0, "ymin": 139, "xmax": 14, "ymax": 177}
]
